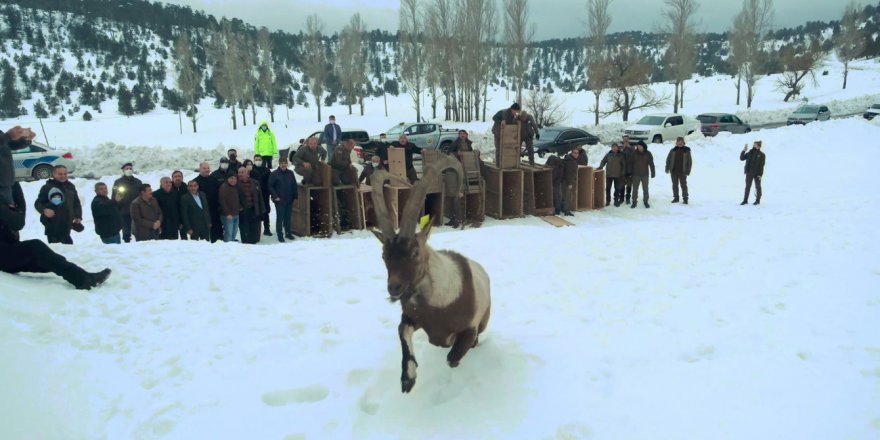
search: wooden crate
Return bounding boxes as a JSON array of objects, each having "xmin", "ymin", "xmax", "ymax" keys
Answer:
[
  {"xmin": 575, "ymin": 166, "xmax": 594, "ymax": 211},
  {"xmin": 387, "ymin": 147, "xmax": 407, "ymax": 182},
  {"xmin": 384, "ymin": 185, "xmax": 413, "ymax": 231},
  {"xmin": 521, "ymin": 164, "xmax": 555, "ymax": 216},
  {"xmin": 484, "ymin": 165, "xmax": 524, "ymax": 219},
  {"xmin": 292, "ymin": 185, "xmax": 332, "ymax": 237},
  {"xmin": 593, "ymin": 168, "xmax": 606, "ymax": 210},
  {"xmin": 359, "ymin": 186, "xmax": 377, "ymax": 229},
  {"xmin": 420, "ymin": 149, "xmax": 446, "ymax": 194},
  {"xmin": 496, "ymin": 122, "xmax": 521, "ymax": 169},
  {"xmin": 464, "ymin": 181, "xmax": 486, "ymax": 225},
  {"xmin": 332, "ymin": 185, "xmax": 365, "ymax": 231}
]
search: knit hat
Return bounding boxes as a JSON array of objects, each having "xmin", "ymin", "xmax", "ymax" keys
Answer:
[{"xmin": 121, "ymin": 162, "xmax": 133, "ymax": 170}]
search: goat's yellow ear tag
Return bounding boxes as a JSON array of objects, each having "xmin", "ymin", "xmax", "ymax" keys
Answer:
[{"xmin": 419, "ymin": 215, "xmax": 432, "ymax": 232}]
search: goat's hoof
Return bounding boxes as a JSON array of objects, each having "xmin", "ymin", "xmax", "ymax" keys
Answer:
[
  {"xmin": 401, "ymin": 377, "xmax": 416, "ymax": 393},
  {"xmin": 447, "ymin": 359, "xmax": 460, "ymax": 368}
]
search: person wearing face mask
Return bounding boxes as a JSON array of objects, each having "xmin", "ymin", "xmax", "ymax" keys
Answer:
[
  {"xmin": 211, "ymin": 157, "xmax": 231, "ymax": 184},
  {"xmin": 1, "ymin": 126, "xmax": 37, "ymax": 207},
  {"xmin": 111, "ymin": 162, "xmax": 142, "ymax": 243},
  {"xmin": 226, "ymin": 148, "xmax": 242, "ymax": 177},
  {"xmin": 255, "ymin": 122, "xmax": 277, "ymax": 169},
  {"xmin": 250, "ymin": 155, "xmax": 273, "ymax": 235},
  {"xmin": 359, "ymin": 155, "xmax": 382, "ymax": 186},
  {"xmin": 34, "ymin": 165, "xmax": 82, "ymax": 244}
]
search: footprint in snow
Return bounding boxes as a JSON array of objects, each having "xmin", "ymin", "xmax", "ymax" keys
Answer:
[{"xmin": 261, "ymin": 384, "xmax": 329, "ymax": 406}]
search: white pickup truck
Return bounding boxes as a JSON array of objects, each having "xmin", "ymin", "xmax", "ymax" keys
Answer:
[
  {"xmin": 379, "ymin": 122, "xmax": 460, "ymax": 151},
  {"xmin": 624, "ymin": 113, "xmax": 701, "ymax": 144}
]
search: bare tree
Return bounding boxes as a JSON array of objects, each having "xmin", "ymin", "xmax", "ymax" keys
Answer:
[
  {"xmin": 239, "ymin": 33, "xmax": 256, "ymax": 126},
  {"xmin": 525, "ymin": 89, "xmax": 569, "ymax": 127},
  {"xmin": 478, "ymin": 0, "xmax": 498, "ymax": 122},
  {"xmin": 603, "ymin": 40, "xmax": 669, "ymax": 121},
  {"xmin": 304, "ymin": 14, "xmax": 329, "ymax": 122},
  {"xmin": 834, "ymin": 1, "xmax": 865, "ymax": 90},
  {"xmin": 399, "ymin": 0, "xmax": 425, "ymax": 121},
  {"xmin": 208, "ymin": 21, "xmax": 246, "ymax": 129},
  {"xmin": 338, "ymin": 14, "xmax": 369, "ymax": 116},
  {"xmin": 257, "ymin": 27, "xmax": 277, "ymax": 122},
  {"xmin": 774, "ymin": 38, "xmax": 825, "ymax": 101},
  {"xmin": 735, "ymin": 0, "xmax": 774, "ymax": 109},
  {"xmin": 585, "ymin": 0, "xmax": 613, "ymax": 125},
  {"xmin": 662, "ymin": 0, "xmax": 699, "ymax": 113},
  {"xmin": 174, "ymin": 32, "xmax": 201, "ymax": 133},
  {"xmin": 504, "ymin": 0, "xmax": 535, "ymax": 104},
  {"xmin": 728, "ymin": 14, "xmax": 748, "ymax": 105}
]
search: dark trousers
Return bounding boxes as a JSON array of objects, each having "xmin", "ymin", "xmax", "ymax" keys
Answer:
[
  {"xmin": 275, "ymin": 202, "xmax": 292, "ymax": 237},
  {"xmin": 0, "ymin": 239, "xmax": 88, "ymax": 287},
  {"xmin": 671, "ymin": 172, "xmax": 689, "ymax": 200},
  {"xmin": 553, "ymin": 181, "xmax": 563, "ymax": 213},
  {"xmin": 744, "ymin": 173, "xmax": 762, "ymax": 201},
  {"xmin": 445, "ymin": 195, "xmax": 463, "ymax": 225},
  {"xmin": 261, "ymin": 155, "xmax": 274, "ymax": 169},
  {"xmin": 624, "ymin": 175, "xmax": 633, "ymax": 200},
  {"xmin": 406, "ymin": 167, "xmax": 418, "ymax": 184},
  {"xmin": 523, "ymin": 139, "xmax": 535, "ymax": 165},
  {"xmin": 261, "ymin": 192, "xmax": 271, "ymax": 226},
  {"xmin": 159, "ymin": 223, "xmax": 180, "ymax": 240},
  {"xmin": 43, "ymin": 220, "xmax": 73, "ymax": 244},
  {"xmin": 239, "ymin": 208, "xmax": 260, "ymax": 244},
  {"xmin": 631, "ymin": 175, "xmax": 650, "ymax": 203},
  {"xmin": 606, "ymin": 177, "xmax": 623, "ymax": 203},
  {"xmin": 210, "ymin": 214, "xmax": 222, "ymax": 243},
  {"xmin": 295, "ymin": 165, "xmax": 322, "ymax": 186},
  {"xmin": 120, "ymin": 214, "xmax": 132, "ymax": 242}
]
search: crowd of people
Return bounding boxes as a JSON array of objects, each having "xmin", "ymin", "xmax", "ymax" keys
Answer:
[{"xmin": 0, "ymin": 111, "xmax": 766, "ymax": 290}]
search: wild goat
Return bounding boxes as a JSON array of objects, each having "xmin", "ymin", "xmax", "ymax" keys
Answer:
[{"xmin": 370, "ymin": 156, "xmax": 491, "ymax": 394}]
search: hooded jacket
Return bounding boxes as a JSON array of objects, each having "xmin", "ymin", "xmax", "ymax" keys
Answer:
[
  {"xmin": 599, "ymin": 150, "xmax": 627, "ymax": 178},
  {"xmin": 91, "ymin": 194, "xmax": 122, "ymax": 239},
  {"xmin": 254, "ymin": 122, "xmax": 278, "ymax": 156},
  {"xmin": 34, "ymin": 178, "xmax": 82, "ymax": 223},
  {"xmin": 665, "ymin": 146, "xmax": 693, "ymax": 175}
]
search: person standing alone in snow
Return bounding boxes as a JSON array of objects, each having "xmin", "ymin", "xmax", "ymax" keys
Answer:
[
  {"xmin": 665, "ymin": 137, "xmax": 693, "ymax": 204},
  {"xmin": 740, "ymin": 141, "xmax": 765, "ymax": 205},
  {"xmin": 255, "ymin": 122, "xmax": 278, "ymax": 169}
]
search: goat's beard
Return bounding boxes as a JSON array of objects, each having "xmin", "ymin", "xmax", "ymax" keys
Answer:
[{"xmin": 387, "ymin": 287, "xmax": 418, "ymax": 303}]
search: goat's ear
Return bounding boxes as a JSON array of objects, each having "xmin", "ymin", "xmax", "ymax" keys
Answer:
[{"xmin": 371, "ymin": 229, "xmax": 385, "ymax": 243}]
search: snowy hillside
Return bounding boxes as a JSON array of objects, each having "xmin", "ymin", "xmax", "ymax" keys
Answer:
[{"xmin": 1, "ymin": 117, "xmax": 879, "ymax": 439}]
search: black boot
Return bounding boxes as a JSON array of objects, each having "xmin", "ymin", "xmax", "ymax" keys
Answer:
[
  {"xmin": 631, "ymin": 201, "xmax": 637, "ymax": 208},
  {"xmin": 740, "ymin": 200, "xmax": 748, "ymax": 205},
  {"xmin": 625, "ymin": 195, "xmax": 631, "ymax": 203},
  {"xmin": 263, "ymin": 222, "xmax": 272, "ymax": 236},
  {"xmin": 605, "ymin": 199, "xmax": 610, "ymax": 207},
  {"xmin": 72, "ymin": 268, "xmax": 111, "ymax": 290},
  {"xmin": 683, "ymin": 199, "xmax": 688, "ymax": 205},
  {"xmin": 753, "ymin": 199, "xmax": 760, "ymax": 205},
  {"xmin": 644, "ymin": 200, "xmax": 650, "ymax": 208},
  {"xmin": 671, "ymin": 197, "xmax": 679, "ymax": 203}
]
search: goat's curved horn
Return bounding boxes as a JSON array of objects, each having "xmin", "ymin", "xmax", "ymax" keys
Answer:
[
  {"xmin": 370, "ymin": 169, "xmax": 412, "ymax": 239},
  {"xmin": 399, "ymin": 155, "xmax": 464, "ymax": 238}
]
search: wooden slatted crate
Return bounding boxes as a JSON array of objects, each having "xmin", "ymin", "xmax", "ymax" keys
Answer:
[
  {"xmin": 593, "ymin": 168, "xmax": 606, "ymax": 210},
  {"xmin": 575, "ymin": 165, "xmax": 594, "ymax": 211},
  {"xmin": 484, "ymin": 164, "xmax": 524, "ymax": 219}
]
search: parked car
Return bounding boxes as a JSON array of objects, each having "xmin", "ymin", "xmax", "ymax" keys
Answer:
[
  {"xmin": 863, "ymin": 103, "xmax": 880, "ymax": 121},
  {"xmin": 697, "ymin": 113, "xmax": 752, "ymax": 136},
  {"xmin": 380, "ymin": 122, "xmax": 460, "ymax": 152},
  {"xmin": 522, "ymin": 127, "xmax": 599, "ymax": 158},
  {"xmin": 12, "ymin": 140, "xmax": 77, "ymax": 181},
  {"xmin": 302, "ymin": 128, "xmax": 371, "ymax": 162},
  {"xmin": 786, "ymin": 105, "xmax": 831, "ymax": 125},
  {"xmin": 624, "ymin": 113, "xmax": 701, "ymax": 144}
]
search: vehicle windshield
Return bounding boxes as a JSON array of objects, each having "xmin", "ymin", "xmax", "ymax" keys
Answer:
[
  {"xmin": 538, "ymin": 128, "xmax": 563, "ymax": 139},
  {"xmin": 386, "ymin": 125, "xmax": 405, "ymax": 136},
  {"xmin": 871, "ymin": 104, "xmax": 880, "ymax": 110},
  {"xmin": 696, "ymin": 115, "xmax": 718, "ymax": 123},
  {"xmin": 795, "ymin": 106, "xmax": 819, "ymax": 114},
  {"xmin": 636, "ymin": 116, "xmax": 666, "ymax": 125}
]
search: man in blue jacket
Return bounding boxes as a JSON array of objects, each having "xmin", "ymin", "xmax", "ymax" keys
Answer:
[
  {"xmin": 323, "ymin": 115, "xmax": 342, "ymax": 161},
  {"xmin": 268, "ymin": 158, "xmax": 299, "ymax": 242}
]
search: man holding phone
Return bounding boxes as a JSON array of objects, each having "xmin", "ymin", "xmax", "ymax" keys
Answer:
[{"xmin": 740, "ymin": 141, "xmax": 766, "ymax": 205}]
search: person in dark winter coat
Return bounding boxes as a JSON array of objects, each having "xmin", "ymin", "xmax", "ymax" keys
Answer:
[
  {"xmin": 212, "ymin": 157, "xmax": 232, "ymax": 182},
  {"xmin": 194, "ymin": 161, "xmax": 223, "ymax": 242},
  {"xmin": 268, "ymin": 158, "xmax": 298, "ymax": 242},
  {"xmin": 665, "ymin": 137, "xmax": 693, "ymax": 204},
  {"xmin": 34, "ymin": 165, "xmax": 82, "ymax": 244},
  {"xmin": 545, "ymin": 155, "xmax": 564, "ymax": 215},
  {"xmin": 218, "ymin": 174, "xmax": 242, "ymax": 243},
  {"xmin": 740, "ymin": 141, "xmax": 766, "ymax": 205},
  {"xmin": 599, "ymin": 143, "xmax": 627, "ymax": 207},
  {"xmin": 250, "ymin": 155, "xmax": 273, "ymax": 235},
  {"xmin": 492, "ymin": 102, "xmax": 521, "ymax": 149},
  {"xmin": 324, "ymin": 115, "xmax": 342, "ymax": 160},
  {"xmin": 153, "ymin": 177, "xmax": 182, "ymax": 240},
  {"xmin": 180, "ymin": 180, "xmax": 211, "ymax": 241},
  {"xmin": 628, "ymin": 142, "xmax": 656, "ymax": 208},
  {"xmin": 519, "ymin": 111, "xmax": 540, "ymax": 165},
  {"xmin": 236, "ymin": 167, "xmax": 264, "ymax": 244},
  {"xmin": 359, "ymin": 155, "xmax": 382, "ymax": 186},
  {"xmin": 330, "ymin": 140, "xmax": 358, "ymax": 186},
  {"xmin": 171, "ymin": 170, "xmax": 188, "ymax": 239},
  {"xmin": 446, "ymin": 130, "xmax": 474, "ymax": 157},
  {"xmin": 292, "ymin": 137, "xmax": 328, "ymax": 186},
  {"xmin": 91, "ymin": 182, "xmax": 122, "ymax": 244},
  {"xmin": 390, "ymin": 135, "xmax": 423, "ymax": 183},
  {"xmin": 560, "ymin": 149, "xmax": 581, "ymax": 216},
  {"xmin": 0, "ymin": 181, "xmax": 111, "ymax": 290},
  {"xmin": 1, "ymin": 126, "xmax": 36, "ymax": 207},
  {"xmin": 112, "ymin": 162, "xmax": 143, "ymax": 243},
  {"xmin": 621, "ymin": 136, "xmax": 634, "ymax": 203},
  {"xmin": 130, "ymin": 184, "xmax": 163, "ymax": 241},
  {"xmin": 226, "ymin": 149, "xmax": 242, "ymax": 177}
]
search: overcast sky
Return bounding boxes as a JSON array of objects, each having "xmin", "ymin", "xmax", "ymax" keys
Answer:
[{"xmin": 156, "ymin": 0, "xmax": 849, "ymax": 39}]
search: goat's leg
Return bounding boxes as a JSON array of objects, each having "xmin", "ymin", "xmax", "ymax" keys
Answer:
[
  {"xmin": 446, "ymin": 328, "xmax": 478, "ymax": 368},
  {"xmin": 399, "ymin": 314, "xmax": 418, "ymax": 393}
]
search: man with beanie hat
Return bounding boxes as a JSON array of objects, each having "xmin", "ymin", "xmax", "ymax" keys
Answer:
[{"xmin": 111, "ymin": 162, "xmax": 142, "ymax": 243}]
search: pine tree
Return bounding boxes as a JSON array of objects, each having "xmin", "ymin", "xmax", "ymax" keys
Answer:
[
  {"xmin": 83, "ymin": 110, "xmax": 93, "ymax": 121},
  {"xmin": 33, "ymin": 100, "xmax": 49, "ymax": 118},
  {"xmin": 117, "ymin": 84, "xmax": 134, "ymax": 116},
  {"xmin": 0, "ymin": 61, "xmax": 23, "ymax": 118}
]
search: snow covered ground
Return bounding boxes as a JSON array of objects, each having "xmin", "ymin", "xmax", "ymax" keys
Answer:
[
  {"xmin": 1, "ymin": 114, "xmax": 880, "ymax": 439},
  {"xmin": 2, "ymin": 55, "xmax": 880, "ymax": 439}
]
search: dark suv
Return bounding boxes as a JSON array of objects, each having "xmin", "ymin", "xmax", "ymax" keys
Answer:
[
  {"xmin": 697, "ymin": 113, "xmax": 752, "ymax": 136},
  {"xmin": 302, "ymin": 128, "xmax": 372, "ymax": 161}
]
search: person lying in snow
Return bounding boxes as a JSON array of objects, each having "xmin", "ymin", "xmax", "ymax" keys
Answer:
[{"xmin": 0, "ymin": 182, "xmax": 111, "ymax": 290}]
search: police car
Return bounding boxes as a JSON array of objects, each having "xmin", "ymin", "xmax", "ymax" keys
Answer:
[{"xmin": 12, "ymin": 140, "xmax": 77, "ymax": 181}]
